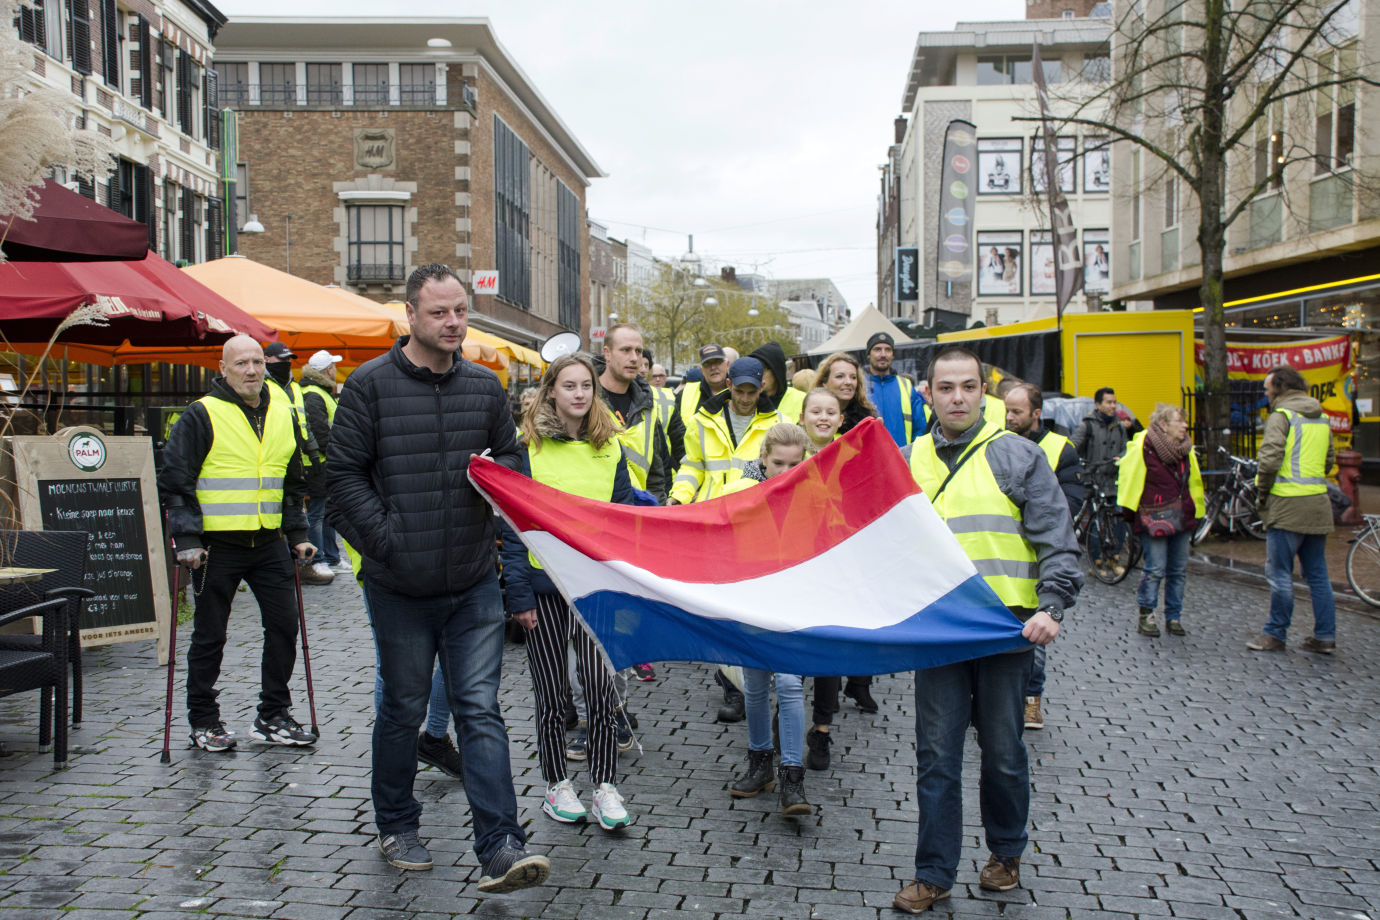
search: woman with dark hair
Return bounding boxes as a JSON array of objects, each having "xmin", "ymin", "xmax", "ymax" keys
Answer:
[{"xmin": 502, "ymin": 353, "xmax": 636, "ymax": 831}]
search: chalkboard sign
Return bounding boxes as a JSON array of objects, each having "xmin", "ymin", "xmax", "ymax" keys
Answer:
[
  {"xmin": 37, "ymin": 478, "xmax": 155, "ymax": 632},
  {"xmin": 6, "ymin": 426, "xmax": 171, "ymax": 662}
]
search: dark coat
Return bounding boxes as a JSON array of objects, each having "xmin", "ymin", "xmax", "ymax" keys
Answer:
[{"xmin": 326, "ymin": 337, "xmax": 521, "ymax": 598}]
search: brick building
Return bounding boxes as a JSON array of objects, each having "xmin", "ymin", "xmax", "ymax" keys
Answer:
[
  {"xmin": 13, "ymin": 0, "xmax": 227, "ymax": 262},
  {"xmin": 213, "ymin": 18, "xmax": 602, "ymax": 349}
]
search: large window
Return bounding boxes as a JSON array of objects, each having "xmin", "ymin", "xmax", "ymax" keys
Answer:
[
  {"xmin": 1315, "ymin": 46, "xmax": 1356, "ymax": 175},
  {"xmin": 976, "ymin": 54, "xmax": 1059, "ymax": 86},
  {"xmin": 258, "ymin": 62, "xmax": 295, "ymax": 105},
  {"xmin": 977, "ymin": 138, "xmax": 1023, "ymax": 195},
  {"xmin": 98, "ymin": 0, "xmax": 119, "ymax": 88},
  {"xmin": 157, "ymin": 39, "xmax": 174, "ymax": 118},
  {"xmin": 494, "ymin": 116, "xmax": 531, "ymax": 308},
  {"xmin": 347, "ymin": 205, "xmax": 405, "ymax": 282},
  {"xmin": 215, "ymin": 62, "xmax": 248, "ymax": 105},
  {"xmin": 399, "ymin": 63, "xmax": 434, "ymax": 105},
  {"xmin": 352, "ymin": 63, "xmax": 388, "ymax": 104},
  {"xmin": 234, "ymin": 163, "xmax": 249, "ymax": 230},
  {"xmin": 107, "ymin": 158, "xmax": 154, "ymax": 248},
  {"xmin": 556, "ymin": 181, "xmax": 581, "ymax": 331},
  {"xmin": 306, "ymin": 63, "xmax": 341, "ymax": 105},
  {"xmin": 1253, "ymin": 99, "xmax": 1284, "ymax": 192}
]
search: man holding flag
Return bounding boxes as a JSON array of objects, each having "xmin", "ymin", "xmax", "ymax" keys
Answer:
[{"xmin": 898, "ymin": 345, "xmax": 1081, "ymax": 912}]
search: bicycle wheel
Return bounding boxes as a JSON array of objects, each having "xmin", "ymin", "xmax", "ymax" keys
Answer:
[
  {"xmin": 1191, "ymin": 494, "xmax": 1224, "ymax": 545},
  {"xmin": 1087, "ymin": 509, "xmax": 1134, "ymax": 585},
  {"xmin": 1346, "ymin": 525, "xmax": 1380, "ymax": 608},
  {"xmin": 1226, "ymin": 491, "xmax": 1267, "ymax": 540}
]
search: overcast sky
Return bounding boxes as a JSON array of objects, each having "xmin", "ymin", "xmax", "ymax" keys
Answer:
[{"xmin": 221, "ymin": 0, "xmax": 1021, "ymax": 314}]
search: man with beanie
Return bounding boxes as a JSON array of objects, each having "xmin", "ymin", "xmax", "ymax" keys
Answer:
[
  {"xmin": 864, "ymin": 332, "xmax": 928, "ymax": 446},
  {"xmin": 749, "ymin": 341, "xmax": 804, "ymax": 422}
]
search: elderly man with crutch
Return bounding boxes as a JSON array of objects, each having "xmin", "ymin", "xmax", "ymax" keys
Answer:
[{"xmin": 158, "ymin": 334, "xmax": 318, "ymax": 753}]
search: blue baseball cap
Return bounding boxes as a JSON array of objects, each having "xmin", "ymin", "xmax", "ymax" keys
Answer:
[{"xmin": 728, "ymin": 357, "xmax": 764, "ymax": 388}]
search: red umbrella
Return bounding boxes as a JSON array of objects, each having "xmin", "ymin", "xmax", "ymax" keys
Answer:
[
  {"xmin": 0, "ymin": 252, "xmax": 277, "ymax": 347},
  {"xmin": 0, "ymin": 180, "xmax": 148, "ymax": 262}
]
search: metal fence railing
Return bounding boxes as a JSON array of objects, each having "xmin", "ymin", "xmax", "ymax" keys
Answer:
[{"xmin": 1182, "ymin": 381, "xmax": 1266, "ymax": 469}]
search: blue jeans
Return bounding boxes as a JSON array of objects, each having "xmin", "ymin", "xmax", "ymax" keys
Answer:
[
  {"xmin": 306, "ymin": 495, "xmax": 340, "ymax": 565},
  {"xmin": 373, "ymin": 649, "xmax": 450, "ymax": 738},
  {"xmin": 1137, "ymin": 530, "xmax": 1191, "ymax": 620},
  {"xmin": 913, "ymin": 650, "xmax": 1031, "ymax": 890},
  {"xmin": 363, "ymin": 572, "xmax": 522, "ymax": 862},
  {"xmin": 1265, "ymin": 529, "xmax": 1336, "ymax": 641},
  {"xmin": 1025, "ymin": 644, "xmax": 1047, "ymax": 697},
  {"xmin": 743, "ymin": 668, "xmax": 805, "ymax": 767}
]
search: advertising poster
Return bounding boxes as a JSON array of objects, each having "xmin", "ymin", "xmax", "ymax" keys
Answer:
[
  {"xmin": 1083, "ymin": 229, "xmax": 1111, "ymax": 293},
  {"xmin": 1193, "ymin": 335, "xmax": 1355, "ymax": 436},
  {"xmin": 1083, "ymin": 137, "xmax": 1111, "ymax": 193},
  {"xmin": 977, "ymin": 138, "xmax": 1023, "ymax": 195},
  {"xmin": 1031, "ymin": 231, "xmax": 1056, "ymax": 296},
  {"xmin": 1031, "ymin": 136, "xmax": 1076, "ymax": 193},
  {"xmin": 977, "ymin": 230, "xmax": 1024, "ymax": 296}
]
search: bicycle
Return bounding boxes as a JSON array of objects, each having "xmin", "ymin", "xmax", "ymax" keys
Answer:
[
  {"xmin": 1346, "ymin": 512, "xmax": 1380, "ymax": 608},
  {"xmin": 1191, "ymin": 446, "xmax": 1266, "ymax": 545},
  {"xmin": 1075, "ymin": 462, "xmax": 1140, "ymax": 585}
]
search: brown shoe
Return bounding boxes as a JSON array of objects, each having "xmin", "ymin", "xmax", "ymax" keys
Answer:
[
  {"xmin": 893, "ymin": 880, "xmax": 950, "ymax": 914},
  {"xmin": 1246, "ymin": 634, "xmax": 1286, "ymax": 652},
  {"xmin": 1299, "ymin": 637, "xmax": 1336, "ymax": 654},
  {"xmin": 1023, "ymin": 696, "xmax": 1043, "ymax": 730},
  {"xmin": 978, "ymin": 854, "xmax": 1021, "ymax": 891}
]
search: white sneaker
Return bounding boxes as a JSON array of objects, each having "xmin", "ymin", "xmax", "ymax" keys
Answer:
[
  {"xmin": 330, "ymin": 560, "xmax": 354, "ymax": 575},
  {"xmin": 590, "ymin": 782, "xmax": 630, "ymax": 831},
  {"xmin": 310, "ymin": 562, "xmax": 335, "ymax": 581},
  {"xmin": 541, "ymin": 779, "xmax": 587, "ymax": 823}
]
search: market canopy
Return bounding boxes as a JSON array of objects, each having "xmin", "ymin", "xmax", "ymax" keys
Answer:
[
  {"xmin": 0, "ymin": 180, "xmax": 149, "ymax": 262},
  {"xmin": 813, "ymin": 305, "xmax": 915, "ymax": 356}
]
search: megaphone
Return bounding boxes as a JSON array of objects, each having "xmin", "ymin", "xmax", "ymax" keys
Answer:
[{"xmin": 540, "ymin": 332, "xmax": 582, "ymax": 363}]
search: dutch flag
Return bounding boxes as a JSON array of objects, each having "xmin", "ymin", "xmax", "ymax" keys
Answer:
[{"xmin": 470, "ymin": 418, "xmax": 1030, "ymax": 677}]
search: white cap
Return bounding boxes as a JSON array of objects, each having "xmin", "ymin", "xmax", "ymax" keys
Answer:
[{"xmin": 307, "ymin": 350, "xmax": 343, "ymax": 371}]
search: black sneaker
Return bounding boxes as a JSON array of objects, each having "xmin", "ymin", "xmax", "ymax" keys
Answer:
[
  {"xmin": 477, "ymin": 837, "xmax": 550, "ymax": 893},
  {"xmin": 189, "ymin": 723, "xmax": 236, "ymax": 752},
  {"xmin": 805, "ymin": 727, "xmax": 831, "ymax": 771},
  {"xmin": 417, "ymin": 731, "xmax": 463, "ymax": 778},
  {"xmin": 377, "ymin": 830, "xmax": 433, "ymax": 870},
  {"xmin": 250, "ymin": 713, "xmax": 317, "ymax": 746},
  {"xmin": 844, "ymin": 682, "xmax": 879, "ymax": 713},
  {"xmin": 615, "ymin": 709, "xmax": 635, "ymax": 752}
]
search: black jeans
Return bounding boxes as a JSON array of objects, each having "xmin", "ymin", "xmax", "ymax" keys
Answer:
[
  {"xmin": 186, "ymin": 538, "xmax": 299, "ymax": 729},
  {"xmin": 812, "ymin": 675, "xmax": 872, "ymax": 725}
]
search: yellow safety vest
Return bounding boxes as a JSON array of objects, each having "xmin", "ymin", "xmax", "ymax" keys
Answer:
[
  {"xmin": 1036, "ymin": 430, "xmax": 1071, "ymax": 471},
  {"xmin": 671, "ymin": 405, "xmax": 784, "ymax": 504},
  {"xmin": 678, "ymin": 384, "xmax": 705, "ymax": 432},
  {"xmin": 300, "ymin": 382, "xmax": 338, "ymax": 426},
  {"xmin": 610, "ymin": 407, "xmax": 656, "ymax": 492},
  {"xmin": 981, "ymin": 394, "xmax": 1006, "ymax": 428},
  {"xmin": 652, "ymin": 387, "xmax": 676, "ymax": 432},
  {"xmin": 267, "ymin": 378, "xmax": 312, "ymax": 466},
  {"xmin": 1268, "ymin": 407, "xmax": 1330, "ymax": 497},
  {"xmin": 1115, "ymin": 431, "xmax": 1206, "ymax": 517},
  {"xmin": 909, "ymin": 420, "xmax": 1039, "ymax": 609},
  {"xmin": 194, "ymin": 393, "xmax": 296, "ymax": 531},
  {"xmin": 867, "ymin": 375, "xmax": 917, "ymax": 441},
  {"xmin": 527, "ymin": 438, "xmax": 621, "ymax": 568},
  {"xmin": 777, "ymin": 386, "xmax": 805, "ymax": 424}
]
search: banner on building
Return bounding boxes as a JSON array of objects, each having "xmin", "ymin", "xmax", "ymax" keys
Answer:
[
  {"xmin": 1193, "ymin": 335, "xmax": 1355, "ymax": 434},
  {"xmin": 1032, "ymin": 43, "xmax": 1082, "ymax": 318},
  {"xmin": 895, "ymin": 247, "xmax": 919, "ymax": 302},
  {"xmin": 936, "ymin": 120, "xmax": 978, "ymax": 286}
]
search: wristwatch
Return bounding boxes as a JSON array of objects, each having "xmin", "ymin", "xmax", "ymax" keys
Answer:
[{"xmin": 1038, "ymin": 605, "xmax": 1064, "ymax": 623}]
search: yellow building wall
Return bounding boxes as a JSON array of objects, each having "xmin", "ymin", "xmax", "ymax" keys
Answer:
[{"xmin": 940, "ymin": 310, "xmax": 1197, "ymax": 422}]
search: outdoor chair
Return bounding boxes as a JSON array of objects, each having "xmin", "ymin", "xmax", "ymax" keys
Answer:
[
  {"xmin": 0, "ymin": 530, "xmax": 93, "ymax": 727},
  {"xmin": 0, "ymin": 596, "xmax": 72, "ymax": 765}
]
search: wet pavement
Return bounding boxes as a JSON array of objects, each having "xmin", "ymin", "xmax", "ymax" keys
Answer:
[{"xmin": 0, "ymin": 558, "xmax": 1376, "ymax": 919}]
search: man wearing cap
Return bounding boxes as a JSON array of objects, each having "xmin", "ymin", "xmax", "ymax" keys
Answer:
[
  {"xmin": 672, "ymin": 344, "xmax": 732, "ymax": 464},
  {"xmin": 301, "ymin": 350, "xmax": 349, "ymax": 578},
  {"xmin": 864, "ymin": 332, "xmax": 929, "ymax": 446},
  {"xmin": 669, "ymin": 356, "xmax": 783, "ymax": 505}
]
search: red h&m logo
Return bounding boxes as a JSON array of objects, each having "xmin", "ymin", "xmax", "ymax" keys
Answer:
[{"xmin": 473, "ymin": 271, "xmax": 499, "ymax": 294}]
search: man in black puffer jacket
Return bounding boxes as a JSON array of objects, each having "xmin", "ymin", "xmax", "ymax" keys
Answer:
[{"xmin": 328, "ymin": 264, "xmax": 549, "ymax": 893}]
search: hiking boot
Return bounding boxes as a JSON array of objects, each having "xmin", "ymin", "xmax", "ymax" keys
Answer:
[
  {"xmin": 189, "ymin": 723, "xmax": 236, "ymax": 752},
  {"xmin": 805, "ymin": 727, "xmax": 831, "ymax": 771},
  {"xmin": 1300, "ymin": 636, "xmax": 1336, "ymax": 654},
  {"xmin": 1246, "ymin": 634, "xmax": 1286, "ymax": 651},
  {"xmin": 893, "ymin": 880, "xmax": 950, "ymax": 914},
  {"xmin": 844, "ymin": 681, "xmax": 879, "ymax": 713},
  {"xmin": 565, "ymin": 727, "xmax": 588, "ymax": 761},
  {"xmin": 730, "ymin": 749, "xmax": 776, "ymax": 798},
  {"xmin": 377, "ymin": 830, "xmax": 432, "ymax": 870},
  {"xmin": 1137, "ymin": 607, "xmax": 1160, "ymax": 637},
  {"xmin": 715, "ymin": 669, "xmax": 745, "ymax": 723},
  {"xmin": 1166, "ymin": 619, "xmax": 1187, "ymax": 637},
  {"xmin": 778, "ymin": 764, "xmax": 811, "ymax": 816},
  {"xmin": 979, "ymin": 854, "xmax": 1021, "ymax": 891},
  {"xmin": 250, "ymin": 713, "xmax": 317, "ymax": 746},
  {"xmin": 590, "ymin": 782, "xmax": 631, "ymax": 831},
  {"xmin": 299, "ymin": 562, "xmax": 334, "ymax": 586},
  {"xmin": 541, "ymin": 779, "xmax": 587, "ymax": 823},
  {"xmin": 477, "ymin": 836, "xmax": 549, "ymax": 893},
  {"xmin": 417, "ymin": 731, "xmax": 463, "ymax": 778},
  {"xmin": 1023, "ymin": 696, "xmax": 1043, "ymax": 730}
]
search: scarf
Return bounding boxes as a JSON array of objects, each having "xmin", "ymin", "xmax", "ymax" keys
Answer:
[{"xmin": 1146, "ymin": 421, "xmax": 1192, "ymax": 467}]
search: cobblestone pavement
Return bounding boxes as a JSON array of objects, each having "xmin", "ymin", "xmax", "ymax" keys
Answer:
[{"xmin": 0, "ymin": 560, "xmax": 1377, "ymax": 919}]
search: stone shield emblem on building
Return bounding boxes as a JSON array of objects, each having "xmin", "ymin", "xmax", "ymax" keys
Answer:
[{"xmin": 354, "ymin": 129, "xmax": 395, "ymax": 169}]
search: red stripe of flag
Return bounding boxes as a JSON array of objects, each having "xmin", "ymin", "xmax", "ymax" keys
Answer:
[{"xmin": 470, "ymin": 418, "xmax": 918, "ymax": 584}]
